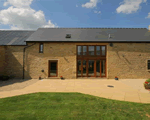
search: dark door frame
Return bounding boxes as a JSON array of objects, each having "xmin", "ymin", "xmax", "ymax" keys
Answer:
[{"xmin": 48, "ymin": 60, "xmax": 58, "ymax": 77}]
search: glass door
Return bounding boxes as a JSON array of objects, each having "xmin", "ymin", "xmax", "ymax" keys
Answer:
[
  {"xmin": 77, "ymin": 60, "xmax": 81, "ymax": 76},
  {"xmin": 83, "ymin": 60, "xmax": 87, "ymax": 76},
  {"xmin": 88, "ymin": 60, "xmax": 95, "ymax": 77},
  {"xmin": 77, "ymin": 59, "xmax": 106, "ymax": 77},
  {"xmin": 101, "ymin": 60, "xmax": 106, "ymax": 77},
  {"xmin": 49, "ymin": 60, "xmax": 58, "ymax": 77},
  {"xmin": 96, "ymin": 60, "xmax": 100, "ymax": 77}
]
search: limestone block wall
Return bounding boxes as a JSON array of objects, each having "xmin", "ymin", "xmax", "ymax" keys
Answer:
[
  {"xmin": 107, "ymin": 43, "xmax": 150, "ymax": 79},
  {"xmin": 25, "ymin": 42, "xmax": 77, "ymax": 79},
  {"xmin": 0, "ymin": 46, "xmax": 6, "ymax": 75},
  {"xmin": 2, "ymin": 42, "xmax": 150, "ymax": 79},
  {"xmin": 4, "ymin": 46, "xmax": 26, "ymax": 78},
  {"xmin": 25, "ymin": 42, "xmax": 108, "ymax": 79}
]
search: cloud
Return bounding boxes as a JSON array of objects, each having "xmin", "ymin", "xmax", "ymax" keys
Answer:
[
  {"xmin": 76, "ymin": 4, "xmax": 78, "ymax": 7},
  {"xmin": 116, "ymin": 0, "xmax": 147, "ymax": 14},
  {"xmin": 94, "ymin": 10, "xmax": 101, "ymax": 14},
  {"xmin": 3, "ymin": 0, "xmax": 33, "ymax": 8},
  {"xmin": 146, "ymin": 12, "xmax": 150, "ymax": 19},
  {"xmin": 82, "ymin": 0, "xmax": 98, "ymax": 8},
  {"xmin": 0, "ymin": 0, "xmax": 57, "ymax": 30}
]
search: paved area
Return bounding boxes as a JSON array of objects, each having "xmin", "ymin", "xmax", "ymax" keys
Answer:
[
  {"xmin": 0, "ymin": 79, "xmax": 150, "ymax": 103},
  {"xmin": 0, "ymin": 79, "xmax": 39, "ymax": 92}
]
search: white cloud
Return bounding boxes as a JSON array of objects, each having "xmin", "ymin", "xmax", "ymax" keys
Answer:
[
  {"xmin": 3, "ymin": 0, "xmax": 33, "ymax": 8},
  {"xmin": 82, "ymin": 0, "xmax": 98, "ymax": 8},
  {"xmin": 0, "ymin": 0, "xmax": 57, "ymax": 30},
  {"xmin": 94, "ymin": 10, "xmax": 101, "ymax": 14},
  {"xmin": 76, "ymin": 4, "xmax": 78, "ymax": 7},
  {"xmin": 146, "ymin": 12, "xmax": 150, "ymax": 19},
  {"xmin": 116, "ymin": 0, "xmax": 147, "ymax": 14}
]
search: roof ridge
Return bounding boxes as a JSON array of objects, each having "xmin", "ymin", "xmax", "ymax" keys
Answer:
[
  {"xmin": 39, "ymin": 27, "xmax": 147, "ymax": 29},
  {"xmin": 0, "ymin": 30, "xmax": 36, "ymax": 31}
]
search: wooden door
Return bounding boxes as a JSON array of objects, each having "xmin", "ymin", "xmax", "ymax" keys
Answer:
[{"xmin": 49, "ymin": 60, "xmax": 58, "ymax": 77}]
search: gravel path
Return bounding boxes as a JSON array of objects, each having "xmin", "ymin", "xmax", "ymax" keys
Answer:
[{"xmin": 0, "ymin": 79, "xmax": 39, "ymax": 92}]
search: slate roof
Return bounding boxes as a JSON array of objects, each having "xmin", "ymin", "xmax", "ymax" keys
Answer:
[
  {"xmin": 25, "ymin": 28, "xmax": 150, "ymax": 42},
  {"xmin": 0, "ymin": 30, "xmax": 35, "ymax": 45}
]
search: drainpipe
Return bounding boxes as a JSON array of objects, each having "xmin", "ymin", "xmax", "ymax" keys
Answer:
[{"xmin": 23, "ymin": 43, "xmax": 36, "ymax": 79}]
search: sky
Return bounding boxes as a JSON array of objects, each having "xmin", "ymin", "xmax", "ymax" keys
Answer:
[{"xmin": 0, "ymin": 0, "xmax": 150, "ymax": 30}]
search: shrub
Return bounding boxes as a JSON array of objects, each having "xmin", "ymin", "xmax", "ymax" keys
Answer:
[
  {"xmin": 0, "ymin": 75, "xmax": 10, "ymax": 81},
  {"xmin": 145, "ymin": 79, "xmax": 150, "ymax": 83}
]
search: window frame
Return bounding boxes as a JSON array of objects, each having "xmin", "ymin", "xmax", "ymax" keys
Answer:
[
  {"xmin": 101, "ymin": 46, "xmax": 106, "ymax": 56},
  {"xmin": 83, "ymin": 46, "xmax": 87, "ymax": 55},
  {"xmin": 88, "ymin": 46, "xmax": 95, "ymax": 56},
  {"xmin": 96, "ymin": 46, "xmax": 101, "ymax": 55},
  {"xmin": 77, "ymin": 46, "xmax": 82, "ymax": 55},
  {"xmin": 147, "ymin": 59, "xmax": 150, "ymax": 70},
  {"xmin": 77, "ymin": 45, "xmax": 106, "ymax": 57},
  {"xmin": 39, "ymin": 43, "xmax": 44, "ymax": 53}
]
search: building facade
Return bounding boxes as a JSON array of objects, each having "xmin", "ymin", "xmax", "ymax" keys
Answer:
[{"xmin": 1, "ymin": 28, "xmax": 150, "ymax": 79}]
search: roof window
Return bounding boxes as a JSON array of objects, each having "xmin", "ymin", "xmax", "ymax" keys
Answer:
[{"xmin": 66, "ymin": 34, "xmax": 71, "ymax": 38}]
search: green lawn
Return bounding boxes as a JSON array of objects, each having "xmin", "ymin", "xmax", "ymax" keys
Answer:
[{"xmin": 0, "ymin": 92, "xmax": 150, "ymax": 120}]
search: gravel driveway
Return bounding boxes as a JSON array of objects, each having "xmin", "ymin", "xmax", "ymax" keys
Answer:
[{"xmin": 0, "ymin": 79, "xmax": 39, "ymax": 92}]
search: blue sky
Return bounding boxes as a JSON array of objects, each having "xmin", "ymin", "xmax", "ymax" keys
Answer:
[{"xmin": 0, "ymin": 0, "xmax": 150, "ymax": 30}]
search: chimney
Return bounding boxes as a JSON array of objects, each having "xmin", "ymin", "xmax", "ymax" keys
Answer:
[{"xmin": 149, "ymin": 25, "xmax": 150, "ymax": 30}]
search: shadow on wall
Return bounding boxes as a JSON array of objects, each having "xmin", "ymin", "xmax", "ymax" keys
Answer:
[
  {"xmin": 0, "ymin": 46, "xmax": 32, "ymax": 87},
  {"xmin": 0, "ymin": 46, "xmax": 6, "ymax": 75}
]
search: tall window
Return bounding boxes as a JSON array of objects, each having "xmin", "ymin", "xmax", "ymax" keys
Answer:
[
  {"xmin": 39, "ymin": 43, "xmax": 43, "ymax": 53},
  {"xmin": 78, "ymin": 46, "xmax": 82, "ymax": 55},
  {"xmin": 88, "ymin": 46, "xmax": 95, "ymax": 55},
  {"xmin": 101, "ymin": 46, "xmax": 105, "ymax": 56},
  {"xmin": 96, "ymin": 46, "xmax": 101, "ymax": 55},
  {"xmin": 83, "ymin": 46, "xmax": 87, "ymax": 55}
]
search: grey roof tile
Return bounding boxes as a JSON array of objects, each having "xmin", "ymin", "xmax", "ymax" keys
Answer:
[
  {"xmin": 26, "ymin": 28, "xmax": 150, "ymax": 42},
  {"xmin": 0, "ymin": 30, "xmax": 35, "ymax": 45}
]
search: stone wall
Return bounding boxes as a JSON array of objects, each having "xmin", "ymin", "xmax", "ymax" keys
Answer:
[
  {"xmin": 4, "ymin": 46, "xmax": 27, "ymax": 79},
  {"xmin": 25, "ymin": 42, "xmax": 108, "ymax": 79},
  {"xmin": 107, "ymin": 43, "xmax": 150, "ymax": 79},
  {"xmin": 1, "ymin": 42, "xmax": 150, "ymax": 79},
  {"xmin": 0, "ymin": 46, "xmax": 6, "ymax": 75}
]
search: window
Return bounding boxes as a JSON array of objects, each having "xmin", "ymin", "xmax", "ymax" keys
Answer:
[
  {"xmin": 88, "ymin": 46, "xmax": 95, "ymax": 55},
  {"xmin": 39, "ymin": 43, "xmax": 43, "ymax": 53},
  {"xmin": 78, "ymin": 46, "xmax": 82, "ymax": 55},
  {"xmin": 96, "ymin": 46, "xmax": 101, "ymax": 55},
  {"xmin": 148, "ymin": 60, "xmax": 150, "ymax": 70},
  {"xmin": 83, "ymin": 46, "xmax": 87, "ymax": 55},
  {"xmin": 101, "ymin": 46, "xmax": 105, "ymax": 56},
  {"xmin": 77, "ymin": 45, "xmax": 106, "ymax": 56}
]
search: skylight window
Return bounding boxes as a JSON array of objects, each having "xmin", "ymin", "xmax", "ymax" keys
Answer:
[{"xmin": 66, "ymin": 34, "xmax": 71, "ymax": 38}]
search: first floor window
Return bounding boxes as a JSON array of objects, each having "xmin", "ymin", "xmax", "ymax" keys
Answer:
[
  {"xmin": 88, "ymin": 46, "xmax": 95, "ymax": 55},
  {"xmin": 101, "ymin": 46, "xmax": 105, "ymax": 56},
  {"xmin": 39, "ymin": 43, "xmax": 43, "ymax": 53},
  {"xmin": 78, "ymin": 46, "xmax": 82, "ymax": 55},
  {"xmin": 148, "ymin": 60, "xmax": 150, "ymax": 70}
]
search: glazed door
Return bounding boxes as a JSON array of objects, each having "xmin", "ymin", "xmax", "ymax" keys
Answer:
[
  {"xmin": 49, "ymin": 60, "xmax": 58, "ymax": 77},
  {"xmin": 77, "ymin": 59, "xmax": 106, "ymax": 77},
  {"xmin": 96, "ymin": 60, "xmax": 106, "ymax": 77},
  {"xmin": 88, "ymin": 60, "xmax": 95, "ymax": 77}
]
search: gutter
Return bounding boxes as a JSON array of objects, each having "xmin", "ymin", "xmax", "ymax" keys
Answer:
[{"xmin": 23, "ymin": 43, "xmax": 36, "ymax": 79}]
